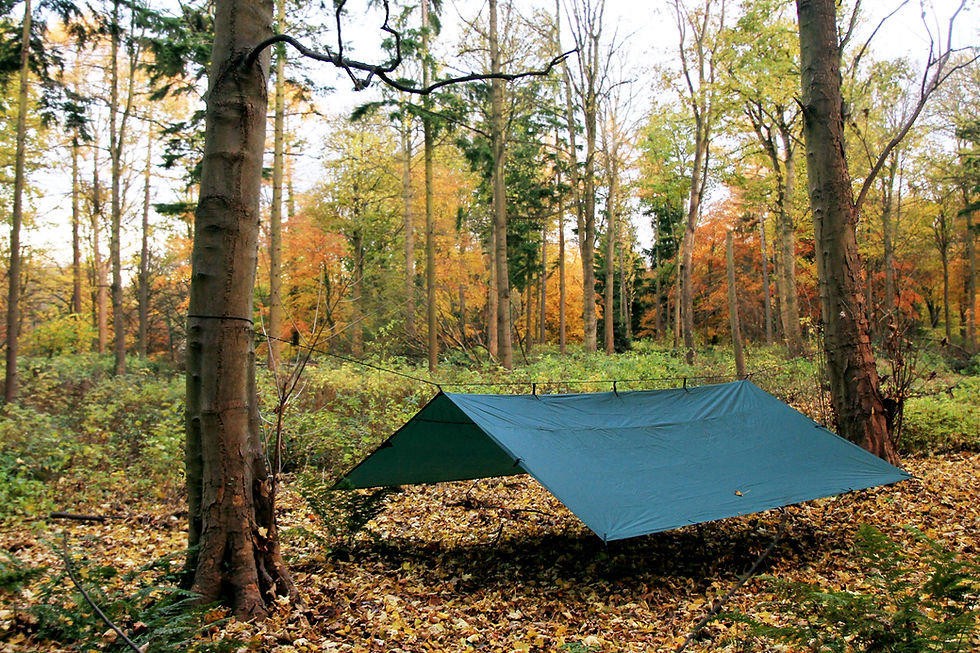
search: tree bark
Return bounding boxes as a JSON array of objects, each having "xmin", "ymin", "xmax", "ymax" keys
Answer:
[
  {"xmin": 72, "ymin": 132, "xmax": 84, "ymax": 316},
  {"xmin": 557, "ymin": 161, "xmax": 566, "ymax": 354},
  {"xmin": 267, "ymin": 0, "xmax": 286, "ymax": 368},
  {"xmin": 109, "ymin": 0, "xmax": 130, "ymax": 376},
  {"xmin": 351, "ymin": 230, "xmax": 364, "ymax": 357},
  {"xmin": 880, "ymin": 155, "xmax": 899, "ymax": 323},
  {"xmin": 487, "ymin": 228, "xmax": 498, "ymax": 357},
  {"xmin": 758, "ymin": 214, "xmax": 773, "ymax": 346},
  {"xmin": 422, "ymin": 0, "xmax": 439, "ymax": 372},
  {"xmin": 539, "ymin": 223, "xmax": 547, "ymax": 345},
  {"xmin": 138, "ymin": 120, "xmax": 152, "ymax": 358},
  {"xmin": 185, "ymin": 0, "xmax": 299, "ymax": 617},
  {"xmin": 401, "ymin": 110, "xmax": 416, "ymax": 340},
  {"xmin": 966, "ymin": 206, "xmax": 977, "ymax": 353},
  {"xmin": 489, "ymin": 0, "xmax": 513, "ymax": 369},
  {"xmin": 774, "ymin": 131, "xmax": 805, "ymax": 355},
  {"xmin": 92, "ymin": 134, "xmax": 108, "ymax": 354},
  {"xmin": 726, "ymin": 230, "xmax": 746, "ymax": 377},
  {"xmin": 796, "ymin": 0, "xmax": 899, "ymax": 464},
  {"xmin": 4, "ymin": 0, "xmax": 30, "ymax": 404},
  {"xmin": 603, "ymin": 136, "xmax": 618, "ymax": 355}
]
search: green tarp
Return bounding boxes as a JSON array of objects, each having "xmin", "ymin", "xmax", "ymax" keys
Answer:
[{"xmin": 340, "ymin": 380, "xmax": 910, "ymax": 541}]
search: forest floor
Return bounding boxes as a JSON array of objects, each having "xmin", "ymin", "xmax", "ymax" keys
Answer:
[{"xmin": 2, "ymin": 451, "xmax": 978, "ymax": 652}]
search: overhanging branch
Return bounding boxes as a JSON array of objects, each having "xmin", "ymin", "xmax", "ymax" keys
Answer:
[{"xmin": 245, "ymin": 34, "xmax": 574, "ymax": 95}]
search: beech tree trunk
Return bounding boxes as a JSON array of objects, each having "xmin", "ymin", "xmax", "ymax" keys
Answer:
[
  {"xmin": 603, "ymin": 139, "xmax": 618, "ymax": 355},
  {"xmin": 138, "ymin": 124, "xmax": 152, "ymax": 357},
  {"xmin": 72, "ymin": 133, "xmax": 84, "ymax": 315},
  {"xmin": 267, "ymin": 0, "xmax": 286, "ymax": 368},
  {"xmin": 109, "ymin": 0, "xmax": 133, "ymax": 376},
  {"xmin": 796, "ymin": 0, "xmax": 899, "ymax": 464},
  {"xmin": 539, "ymin": 224, "xmax": 547, "ymax": 345},
  {"xmin": 557, "ymin": 159, "xmax": 566, "ymax": 354},
  {"xmin": 4, "ymin": 0, "xmax": 30, "ymax": 404},
  {"xmin": 774, "ymin": 136, "xmax": 806, "ymax": 356},
  {"xmin": 726, "ymin": 230, "xmax": 746, "ymax": 377},
  {"xmin": 965, "ymin": 206, "xmax": 977, "ymax": 353},
  {"xmin": 422, "ymin": 0, "xmax": 438, "ymax": 372},
  {"xmin": 92, "ymin": 136, "xmax": 108, "ymax": 354},
  {"xmin": 489, "ymin": 0, "xmax": 513, "ymax": 369},
  {"xmin": 185, "ymin": 0, "xmax": 298, "ymax": 617},
  {"xmin": 881, "ymin": 155, "xmax": 899, "ymax": 322},
  {"xmin": 758, "ymin": 215, "xmax": 773, "ymax": 346},
  {"xmin": 487, "ymin": 229, "xmax": 498, "ymax": 357},
  {"xmin": 402, "ymin": 111, "xmax": 416, "ymax": 340}
]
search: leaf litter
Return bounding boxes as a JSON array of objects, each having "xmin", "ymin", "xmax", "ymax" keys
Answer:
[{"xmin": 1, "ymin": 453, "xmax": 978, "ymax": 652}]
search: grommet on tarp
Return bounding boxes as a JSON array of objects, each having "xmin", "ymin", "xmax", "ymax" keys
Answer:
[{"xmin": 513, "ymin": 457, "xmax": 523, "ymax": 467}]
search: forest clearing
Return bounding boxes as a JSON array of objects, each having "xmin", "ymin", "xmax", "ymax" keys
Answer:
[
  {"xmin": 1, "ymin": 0, "xmax": 980, "ymax": 649},
  {"xmin": 1, "ymin": 349, "xmax": 979, "ymax": 651}
]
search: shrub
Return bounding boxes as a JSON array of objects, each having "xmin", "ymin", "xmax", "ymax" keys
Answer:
[
  {"xmin": 3, "ymin": 545, "xmax": 239, "ymax": 652},
  {"xmin": 720, "ymin": 525, "xmax": 980, "ymax": 651},
  {"xmin": 900, "ymin": 378, "xmax": 980, "ymax": 454},
  {"xmin": 298, "ymin": 474, "xmax": 401, "ymax": 550},
  {"xmin": 0, "ymin": 405, "xmax": 76, "ymax": 516}
]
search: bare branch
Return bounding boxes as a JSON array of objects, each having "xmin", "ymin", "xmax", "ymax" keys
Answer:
[
  {"xmin": 845, "ymin": 1, "xmax": 909, "ymax": 84},
  {"xmin": 854, "ymin": 1, "xmax": 978, "ymax": 212},
  {"xmin": 245, "ymin": 36, "xmax": 573, "ymax": 96},
  {"xmin": 838, "ymin": 0, "xmax": 862, "ymax": 51}
]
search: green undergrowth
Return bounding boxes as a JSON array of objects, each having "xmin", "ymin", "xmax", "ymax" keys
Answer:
[
  {"xmin": 718, "ymin": 525, "xmax": 980, "ymax": 651},
  {"xmin": 0, "ymin": 342, "xmax": 977, "ymax": 521}
]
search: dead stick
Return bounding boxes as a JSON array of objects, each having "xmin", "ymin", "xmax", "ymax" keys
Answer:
[
  {"xmin": 675, "ymin": 511, "xmax": 790, "ymax": 653},
  {"xmin": 49, "ymin": 512, "xmax": 126, "ymax": 522},
  {"xmin": 59, "ymin": 534, "xmax": 143, "ymax": 653}
]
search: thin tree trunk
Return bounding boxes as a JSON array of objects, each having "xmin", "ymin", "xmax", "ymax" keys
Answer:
[
  {"xmin": 674, "ymin": 264, "xmax": 681, "ymax": 350},
  {"xmin": 402, "ymin": 111, "xmax": 416, "ymax": 340},
  {"xmin": 581, "ymin": 104, "xmax": 598, "ymax": 354},
  {"xmin": 727, "ymin": 230, "xmax": 746, "ymax": 377},
  {"xmin": 681, "ymin": 116, "xmax": 707, "ymax": 364},
  {"xmin": 352, "ymin": 231, "xmax": 364, "ymax": 357},
  {"xmin": 138, "ymin": 121, "xmax": 152, "ymax": 357},
  {"xmin": 775, "ymin": 141, "xmax": 805, "ymax": 355},
  {"xmin": 540, "ymin": 223, "xmax": 547, "ymax": 345},
  {"xmin": 185, "ymin": 0, "xmax": 299, "ymax": 617},
  {"xmin": 4, "ymin": 0, "xmax": 30, "ymax": 403},
  {"xmin": 558, "ymin": 178, "xmax": 566, "ymax": 355},
  {"xmin": 796, "ymin": 0, "xmax": 899, "ymax": 464},
  {"xmin": 72, "ymin": 132, "xmax": 83, "ymax": 315},
  {"xmin": 966, "ymin": 207, "xmax": 977, "ymax": 353},
  {"xmin": 267, "ymin": 0, "xmax": 286, "ymax": 368},
  {"xmin": 525, "ymin": 283, "xmax": 532, "ymax": 354},
  {"xmin": 942, "ymin": 240, "xmax": 951, "ymax": 342},
  {"xmin": 490, "ymin": 0, "xmax": 513, "ymax": 369},
  {"xmin": 488, "ymin": 228, "xmax": 498, "ymax": 357},
  {"xmin": 881, "ymin": 156, "xmax": 898, "ymax": 322},
  {"xmin": 459, "ymin": 283, "xmax": 466, "ymax": 345},
  {"xmin": 92, "ymin": 134, "xmax": 108, "ymax": 354},
  {"xmin": 604, "ymin": 147, "xmax": 617, "ymax": 355},
  {"xmin": 109, "ymin": 0, "xmax": 128, "ymax": 375},
  {"xmin": 759, "ymin": 214, "xmax": 773, "ymax": 346},
  {"xmin": 422, "ymin": 0, "xmax": 438, "ymax": 372}
]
